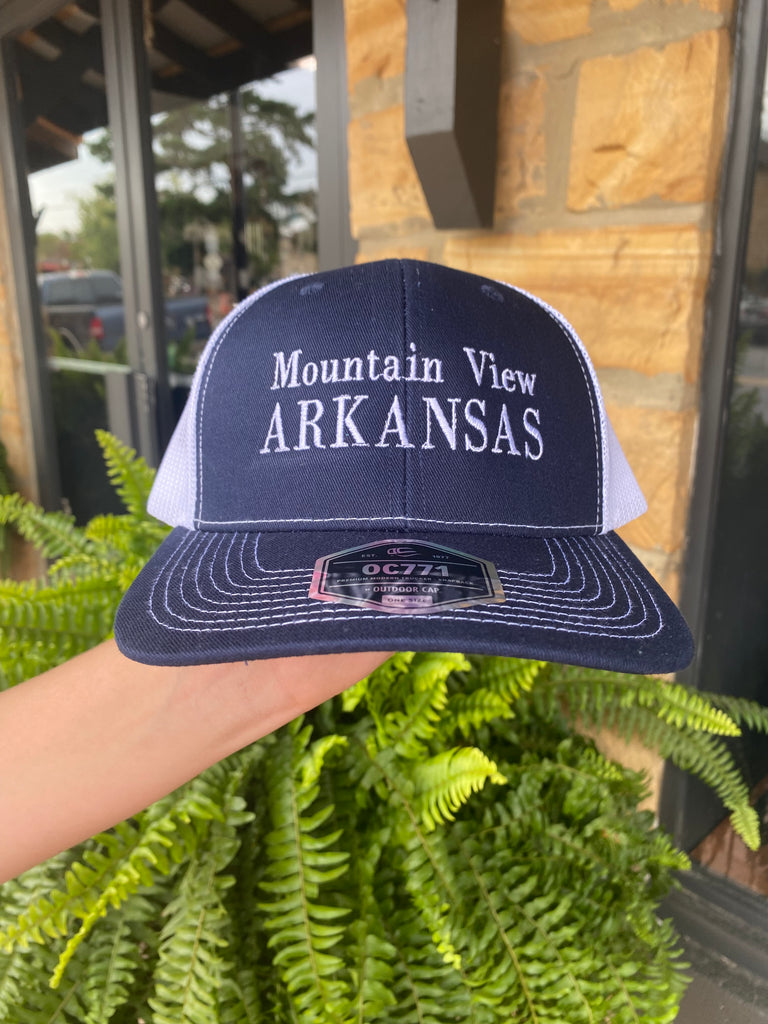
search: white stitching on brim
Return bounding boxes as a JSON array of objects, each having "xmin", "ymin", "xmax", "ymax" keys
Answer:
[
  {"xmin": 150, "ymin": 534, "xmax": 648, "ymax": 627},
  {"xmin": 169, "ymin": 535, "xmax": 629, "ymax": 622},
  {"xmin": 143, "ymin": 530, "xmax": 663, "ymax": 640},
  {"xmin": 246, "ymin": 534, "xmax": 563, "ymax": 582},
  {"xmin": 196, "ymin": 516, "xmax": 601, "ymax": 530}
]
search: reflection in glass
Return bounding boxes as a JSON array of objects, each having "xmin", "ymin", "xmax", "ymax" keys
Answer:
[
  {"xmin": 20, "ymin": 6, "xmax": 127, "ymax": 521},
  {"xmin": 147, "ymin": 68, "xmax": 317, "ymax": 376},
  {"xmin": 18, "ymin": 4, "xmax": 317, "ymax": 519},
  {"xmin": 691, "ymin": 66, "xmax": 768, "ymax": 896}
]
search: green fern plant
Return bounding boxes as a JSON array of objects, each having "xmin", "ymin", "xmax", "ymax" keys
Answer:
[{"xmin": 1, "ymin": 432, "xmax": 768, "ymax": 1024}]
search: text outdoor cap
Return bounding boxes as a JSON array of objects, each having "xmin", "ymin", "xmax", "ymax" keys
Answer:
[{"xmin": 115, "ymin": 259, "xmax": 694, "ymax": 674}]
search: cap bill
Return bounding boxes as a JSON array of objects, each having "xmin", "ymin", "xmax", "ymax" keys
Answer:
[{"xmin": 114, "ymin": 527, "xmax": 694, "ymax": 674}]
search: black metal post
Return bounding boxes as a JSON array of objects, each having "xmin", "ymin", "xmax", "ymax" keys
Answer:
[
  {"xmin": 100, "ymin": 0, "xmax": 172, "ymax": 466},
  {"xmin": 313, "ymin": 0, "xmax": 356, "ymax": 269},
  {"xmin": 659, "ymin": 0, "xmax": 768, "ymax": 852},
  {"xmin": 405, "ymin": 0, "xmax": 503, "ymax": 229},
  {"xmin": 229, "ymin": 87, "xmax": 250, "ymax": 302},
  {"xmin": 0, "ymin": 34, "xmax": 62, "ymax": 509}
]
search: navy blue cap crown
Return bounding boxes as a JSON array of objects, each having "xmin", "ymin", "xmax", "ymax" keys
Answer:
[
  {"xmin": 116, "ymin": 259, "xmax": 692, "ymax": 673},
  {"xmin": 150, "ymin": 260, "xmax": 644, "ymax": 537}
]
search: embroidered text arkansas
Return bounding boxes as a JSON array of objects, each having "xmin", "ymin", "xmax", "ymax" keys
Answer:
[{"xmin": 259, "ymin": 395, "xmax": 543, "ymax": 459}]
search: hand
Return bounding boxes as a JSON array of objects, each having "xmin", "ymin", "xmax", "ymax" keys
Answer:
[{"xmin": 0, "ymin": 640, "xmax": 392, "ymax": 883}]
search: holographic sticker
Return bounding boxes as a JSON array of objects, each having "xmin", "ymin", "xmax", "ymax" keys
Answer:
[{"xmin": 309, "ymin": 538, "xmax": 505, "ymax": 614}]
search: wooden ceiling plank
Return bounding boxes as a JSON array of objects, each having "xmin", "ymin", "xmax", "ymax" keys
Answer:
[
  {"xmin": 26, "ymin": 18, "xmax": 104, "ymax": 75},
  {"xmin": 182, "ymin": 0, "xmax": 285, "ymax": 60},
  {"xmin": 14, "ymin": 36, "xmax": 107, "ymax": 131},
  {"xmin": 149, "ymin": 20, "xmax": 219, "ymax": 92}
]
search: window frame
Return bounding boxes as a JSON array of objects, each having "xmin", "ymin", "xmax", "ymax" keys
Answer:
[{"xmin": 0, "ymin": 0, "xmax": 351, "ymax": 499}]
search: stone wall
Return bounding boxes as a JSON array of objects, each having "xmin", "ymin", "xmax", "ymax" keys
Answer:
[
  {"xmin": 344, "ymin": 0, "xmax": 733, "ymax": 602},
  {"xmin": 344, "ymin": 0, "xmax": 736, "ymax": 799}
]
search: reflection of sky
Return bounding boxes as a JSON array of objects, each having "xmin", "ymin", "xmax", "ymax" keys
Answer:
[{"xmin": 28, "ymin": 66, "xmax": 317, "ymax": 235}]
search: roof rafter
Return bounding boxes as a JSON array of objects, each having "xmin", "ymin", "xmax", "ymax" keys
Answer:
[{"xmin": 15, "ymin": 27, "xmax": 107, "ymax": 132}]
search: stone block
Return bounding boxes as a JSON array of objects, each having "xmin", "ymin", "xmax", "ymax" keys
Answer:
[
  {"xmin": 505, "ymin": 0, "xmax": 592, "ymax": 44},
  {"xmin": 344, "ymin": 0, "xmax": 405, "ymax": 94},
  {"xmin": 495, "ymin": 71, "xmax": 547, "ymax": 218},
  {"xmin": 568, "ymin": 29, "xmax": 730, "ymax": 209},
  {"xmin": 347, "ymin": 105, "xmax": 432, "ymax": 237},
  {"xmin": 627, "ymin": 546, "xmax": 683, "ymax": 602},
  {"xmin": 682, "ymin": 0, "xmax": 735, "ymax": 15},
  {"xmin": 355, "ymin": 244, "xmax": 432, "ymax": 265},
  {"xmin": 608, "ymin": 403, "xmax": 697, "ymax": 555},
  {"xmin": 592, "ymin": 728, "xmax": 664, "ymax": 810},
  {"xmin": 443, "ymin": 225, "xmax": 710, "ymax": 381}
]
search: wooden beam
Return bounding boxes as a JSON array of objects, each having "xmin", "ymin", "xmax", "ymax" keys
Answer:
[
  {"xmin": 100, "ymin": 0, "xmax": 172, "ymax": 462},
  {"xmin": 25, "ymin": 16, "xmax": 104, "ymax": 74},
  {"xmin": 14, "ymin": 41, "xmax": 107, "ymax": 133},
  {"xmin": 149, "ymin": 20, "xmax": 220, "ymax": 93},
  {"xmin": 184, "ymin": 0, "xmax": 285, "ymax": 58},
  {"xmin": 405, "ymin": 0, "xmax": 503, "ymax": 229}
]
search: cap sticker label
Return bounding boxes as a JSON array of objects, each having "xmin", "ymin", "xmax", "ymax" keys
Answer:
[{"xmin": 309, "ymin": 539, "xmax": 505, "ymax": 615}]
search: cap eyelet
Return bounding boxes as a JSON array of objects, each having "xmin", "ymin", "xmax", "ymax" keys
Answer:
[
  {"xmin": 300, "ymin": 281, "xmax": 325, "ymax": 296},
  {"xmin": 481, "ymin": 284, "xmax": 504, "ymax": 303}
]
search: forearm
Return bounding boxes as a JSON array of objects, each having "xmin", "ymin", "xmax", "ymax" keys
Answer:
[{"xmin": 0, "ymin": 639, "xmax": 390, "ymax": 883}]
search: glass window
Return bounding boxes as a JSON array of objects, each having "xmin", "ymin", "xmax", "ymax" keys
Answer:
[
  {"xmin": 145, "ymin": 65, "xmax": 317, "ymax": 381},
  {"xmin": 19, "ymin": 3, "xmax": 317, "ymax": 517},
  {"xmin": 689, "ymin": 56, "xmax": 768, "ymax": 898},
  {"xmin": 21, "ymin": 4, "xmax": 128, "ymax": 522}
]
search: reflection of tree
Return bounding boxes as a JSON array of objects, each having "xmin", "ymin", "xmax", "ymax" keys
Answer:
[
  {"xmin": 145, "ymin": 91, "xmax": 313, "ymax": 208},
  {"xmin": 724, "ymin": 377, "xmax": 768, "ymax": 480},
  {"xmin": 73, "ymin": 182, "xmax": 120, "ymax": 272},
  {"xmin": 44, "ymin": 85, "xmax": 316, "ymax": 285}
]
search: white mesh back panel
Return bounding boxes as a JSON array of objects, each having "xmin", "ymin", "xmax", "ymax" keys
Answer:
[
  {"xmin": 602, "ymin": 417, "xmax": 647, "ymax": 528},
  {"xmin": 148, "ymin": 277, "xmax": 306, "ymax": 528},
  {"xmin": 502, "ymin": 283, "xmax": 647, "ymax": 534}
]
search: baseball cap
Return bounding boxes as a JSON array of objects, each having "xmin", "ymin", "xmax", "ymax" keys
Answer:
[{"xmin": 114, "ymin": 259, "xmax": 694, "ymax": 674}]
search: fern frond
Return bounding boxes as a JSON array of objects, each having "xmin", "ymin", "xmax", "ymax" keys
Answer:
[
  {"xmin": 708, "ymin": 692, "xmax": 768, "ymax": 734},
  {"xmin": 149, "ymin": 848, "xmax": 237, "ymax": 1024},
  {"xmin": 443, "ymin": 688, "xmax": 515, "ymax": 737},
  {"xmin": 412, "ymin": 747, "xmax": 507, "ymax": 831},
  {"xmin": 46, "ymin": 553, "xmax": 116, "ymax": 580},
  {"xmin": 84, "ymin": 513, "xmax": 170, "ymax": 560},
  {"xmin": 0, "ymin": 758, "xmax": 248, "ymax": 974},
  {"xmin": 355, "ymin": 734, "xmax": 465, "ymax": 972},
  {"xmin": 379, "ymin": 652, "xmax": 469, "ymax": 759},
  {"xmin": 95, "ymin": 429, "xmax": 155, "ymax": 519},
  {"xmin": 374, "ymin": 884, "xmax": 479, "ymax": 1024},
  {"xmin": 0, "ymin": 494, "xmax": 89, "ymax": 561},
  {"xmin": 538, "ymin": 669, "xmax": 741, "ymax": 738},
  {"xmin": 81, "ymin": 901, "xmax": 153, "ymax": 1024},
  {"xmin": 0, "ymin": 818, "xmax": 182, "ymax": 964},
  {"xmin": 0, "ymin": 575, "xmax": 121, "ymax": 649},
  {"xmin": 338, "ymin": 832, "xmax": 398, "ymax": 1024},
  {"xmin": 658, "ymin": 729, "xmax": 761, "ymax": 850},
  {"xmin": 258, "ymin": 718, "xmax": 353, "ymax": 1024},
  {"xmin": 6, "ymin": 949, "xmax": 87, "ymax": 1024},
  {"xmin": 340, "ymin": 674, "xmax": 369, "ymax": 714},
  {"xmin": 0, "ymin": 857, "xmax": 72, "ymax": 1020},
  {"xmin": 469, "ymin": 655, "xmax": 547, "ymax": 701},
  {"xmin": 359, "ymin": 651, "xmax": 416, "ymax": 726}
]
